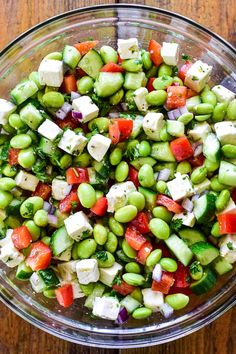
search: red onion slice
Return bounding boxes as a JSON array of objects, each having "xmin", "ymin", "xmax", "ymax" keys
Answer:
[
  {"xmin": 56, "ymin": 109, "xmax": 67, "ymax": 120},
  {"xmin": 61, "ymin": 102, "xmax": 72, "ymax": 114},
  {"xmin": 115, "ymin": 307, "xmax": 129, "ymax": 324},
  {"xmin": 182, "ymin": 198, "xmax": 194, "ymax": 212},
  {"xmin": 194, "ymin": 144, "xmax": 203, "ymax": 157},
  {"xmin": 192, "ymin": 194, "xmax": 200, "ymax": 202},
  {"xmin": 71, "ymin": 91, "xmax": 81, "ymax": 100},
  {"xmin": 72, "ymin": 110, "xmax": 83, "ymax": 121},
  {"xmin": 158, "ymin": 169, "xmax": 170, "ymax": 181},
  {"xmin": 109, "ymin": 112, "xmax": 120, "ymax": 118},
  {"xmin": 48, "ymin": 215, "xmax": 58, "ymax": 228},
  {"xmin": 167, "ymin": 105, "xmax": 188, "ymax": 120},
  {"xmin": 160, "ymin": 303, "xmax": 174, "ymax": 318},
  {"xmin": 152, "ymin": 264, "xmax": 162, "ymax": 282},
  {"xmin": 43, "ymin": 201, "xmax": 51, "ymax": 212},
  {"xmin": 120, "ymin": 102, "xmax": 128, "ymax": 111}
]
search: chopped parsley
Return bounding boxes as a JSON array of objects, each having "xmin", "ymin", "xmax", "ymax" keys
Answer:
[
  {"xmin": 0, "ymin": 142, "xmax": 10, "ymax": 162},
  {"xmin": 182, "ymin": 53, "xmax": 192, "ymax": 60},
  {"xmin": 192, "ymin": 75, "xmax": 199, "ymax": 81},
  {"xmin": 95, "ymin": 250, "xmax": 108, "ymax": 262},
  {"xmin": 227, "ymin": 242, "xmax": 233, "ymax": 251},
  {"xmin": 170, "ymin": 218, "xmax": 183, "ymax": 232},
  {"xmin": 112, "ymin": 275, "xmax": 122, "ymax": 286},
  {"xmin": 172, "ymin": 66, "xmax": 179, "ymax": 76},
  {"xmin": 23, "ymin": 203, "xmax": 34, "ymax": 218},
  {"xmin": 189, "ymin": 261, "xmax": 201, "ymax": 274}
]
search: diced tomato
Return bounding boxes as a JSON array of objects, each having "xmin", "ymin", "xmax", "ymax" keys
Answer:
[
  {"xmin": 60, "ymin": 74, "xmax": 77, "ymax": 94},
  {"xmin": 91, "ymin": 197, "xmax": 108, "ymax": 216},
  {"xmin": 55, "ymin": 113, "xmax": 77, "ymax": 130},
  {"xmin": 217, "ymin": 209, "xmax": 236, "ymax": 234},
  {"xmin": 26, "ymin": 241, "xmax": 52, "ymax": 271},
  {"xmin": 178, "ymin": 60, "xmax": 192, "ymax": 81},
  {"xmin": 152, "ymin": 271, "xmax": 175, "ymax": 294},
  {"xmin": 76, "ymin": 67, "xmax": 87, "ymax": 78},
  {"xmin": 136, "ymin": 241, "xmax": 153, "ymax": 265},
  {"xmin": 166, "ymin": 86, "xmax": 187, "ymax": 110},
  {"xmin": 170, "ymin": 136, "xmax": 194, "ymax": 161},
  {"xmin": 129, "ymin": 212, "xmax": 150, "ymax": 234},
  {"xmin": 117, "ymin": 54, "xmax": 123, "ymax": 64},
  {"xmin": 154, "ymin": 243, "xmax": 171, "ymax": 258},
  {"xmin": 8, "ymin": 148, "xmax": 20, "ymax": 166},
  {"xmin": 125, "ymin": 227, "xmax": 147, "ymax": 251},
  {"xmin": 168, "ymin": 286, "xmax": 192, "ymax": 295},
  {"xmin": 187, "ymin": 88, "xmax": 198, "ymax": 98},
  {"xmin": 147, "ymin": 77, "xmax": 156, "ymax": 92},
  {"xmin": 112, "ymin": 280, "xmax": 136, "ymax": 296},
  {"xmin": 66, "ymin": 167, "xmax": 89, "ymax": 185},
  {"xmin": 109, "ymin": 119, "xmax": 133, "ymax": 144},
  {"xmin": 32, "ymin": 182, "xmax": 51, "ymax": 200},
  {"xmin": 109, "ymin": 121, "xmax": 120, "ymax": 144},
  {"xmin": 148, "ymin": 39, "xmax": 163, "ymax": 67},
  {"xmin": 174, "ymin": 262, "xmax": 190, "ymax": 288},
  {"xmin": 188, "ymin": 153, "xmax": 205, "ymax": 167},
  {"xmin": 74, "ymin": 40, "xmax": 99, "ymax": 56},
  {"xmin": 156, "ymin": 194, "xmax": 184, "ymax": 214},
  {"xmin": 11, "ymin": 226, "xmax": 32, "ymax": 250},
  {"xmin": 59, "ymin": 190, "xmax": 81, "ymax": 214},
  {"xmin": 231, "ymin": 189, "xmax": 236, "ymax": 203},
  {"xmin": 55, "ymin": 284, "xmax": 74, "ymax": 308},
  {"xmin": 100, "ymin": 63, "xmax": 124, "ymax": 73},
  {"xmin": 128, "ymin": 166, "xmax": 139, "ymax": 188}
]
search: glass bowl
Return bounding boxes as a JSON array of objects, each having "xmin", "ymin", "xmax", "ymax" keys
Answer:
[{"xmin": 0, "ymin": 4, "xmax": 235, "ymax": 348}]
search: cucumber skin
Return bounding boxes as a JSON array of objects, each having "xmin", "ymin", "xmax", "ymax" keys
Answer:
[
  {"xmin": 138, "ymin": 186, "xmax": 157, "ymax": 210},
  {"xmin": 78, "ymin": 49, "xmax": 103, "ymax": 79},
  {"xmin": 51, "ymin": 226, "xmax": 74, "ymax": 256},
  {"xmin": 178, "ymin": 227, "xmax": 206, "ymax": 246},
  {"xmin": 190, "ymin": 241, "xmax": 219, "ymax": 266},
  {"xmin": 193, "ymin": 193, "xmax": 216, "ymax": 224},
  {"xmin": 190, "ymin": 268, "xmax": 217, "ymax": 295},
  {"xmin": 151, "ymin": 142, "xmax": 176, "ymax": 162}
]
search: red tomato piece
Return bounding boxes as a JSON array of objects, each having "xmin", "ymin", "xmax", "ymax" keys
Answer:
[
  {"xmin": 188, "ymin": 153, "xmax": 205, "ymax": 167},
  {"xmin": 59, "ymin": 190, "xmax": 81, "ymax": 214},
  {"xmin": 166, "ymin": 86, "xmax": 187, "ymax": 110},
  {"xmin": 156, "ymin": 194, "xmax": 184, "ymax": 214},
  {"xmin": 217, "ymin": 209, "xmax": 236, "ymax": 234},
  {"xmin": 109, "ymin": 121, "xmax": 120, "ymax": 144},
  {"xmin": 8, "ymin": 148, "xmax": 20, "ymax": 166},
  {"xmin": 148, "ymin": 39, "xmax": 163, "ymax": 67},
  {"xmin": 125, "ymin": 227, "xmax": 147, "ymax": 251},
  {"xmin": 76, "ymin": 67, "xmax": 87, "ymax": 78},
  {"xmin": 91, "ymin": 197, "xmax": 108, "ymax": 216},
  {"xmin": 178, "ymin": 60, "xmax": 192, "ymax": 81},
  {"xmin": 100, "ymin": 63, "xmax": 124, "ymax": 72},
  {"xmin": 55, "ymin": 113, "xmax": 77, "ymax": 130},
  {"xmin": 136, "ymin": 241, "xmax": 153, "ymax": 265},
  {"xmin": 154, "ymin": 243, "xmax": 171, "ymax": 258},
  {"xmin": 26, "ymin": 241, "xmax": 52, "ymax": 271},
  {"xmin": 32, "ymin": 182, "xmax": 51, "ymax": 200},
  {"xmin": 146, "ymin": 77, "xmax": 156, "ymax": 92},
  {"xmin": 109, "ymin": 119, "xmax": 133, "ymax": 144},
  {"xmin": 117, "ymin": 54, "xmax": 123, "ymax": 64},
  {"xmin": 152, "ymin": 271, "xmax": 175, "ymax": 294},
  {"xmin": 232, "ymin": 188, "xmax": 236, "ymax": 203},
  {"xmin": 112, "ymin": 280, "xmax": 136, "ymax": 296},
  {"xmin": 11, "ymin": 226, "xmax": 32, "ymax": 250},
  {"xmin": 174, "ymin": 262, "xmax": 190, "ymax": 288},
  {"xmin": 129, "ymin": 212, "xmax": 150, "ymax": 234},
  {"xmin": 60, "ymin": 74, "xmax": 77, "ymax": 94},
  {"xmin": 128, "ymin": 166, "xmax": 139, "ymax": 188},
  {"xmin": 187, "ymin": 88, "xmax": 198, "ymax": 98},
  {"xmin": 170, "ymin": 136, "xmax": 194, "ymax": 162},
  {"xmin": 55, "ymin": 284, "xmax": 74, "ymax": 308},
  {"xmin": 168, "ymin": 286, "xmax": 192, "ymax": 295},
  {"xmin": 66, "ymin": 167, "xmax": 89, "ymax": 185},
  {"xmin": 74, "ymin": 40, "xmax": 99, "ymax": 56}
]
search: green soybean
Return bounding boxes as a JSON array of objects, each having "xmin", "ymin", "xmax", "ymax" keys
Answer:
[
  {"xmin": 141, "ymin": 51, "xmax": 153, "ymax": 70},
  {"xmin": 138, "ymin": 141, "xmax": 151, "ymax": 157},
  {"xmin": 109, "ymin": 147, "xmax": 123, "ymax": 166},
  {"xmin": 122, "ymin": 59, "xmax": 142, "ymax": 72},
  {"xmin": 42, "ymin": 92, "xmax": 64, "ymax": 108},
  {"xmin": 18, "ymin": 148, "xmax": 36, "ymax": 169},
  {"xmin": 159, "ymin": 125, "xmax": 171, "ymax": 142},
  {"xmin": 123, "ymin": 273, "xmax": 145, "ymax": 286},
  {"xmin": 153, "ymin": 75, "xmax": 173, "ymax": 90},
  {"xmin": 105, "ymin": 232, "xmax": 118, "ymax": 253},
  {"xmin": 172, "ymin": 76, "xmax": 183, "ymax": 86},
  {"xmin": 194, "ymin": 103, "xmax": 214, "ymax": 115},
  {"xmin": 176, "ymin": 161, "xmax": 192, "ymax": 174},
  {"xmin": 152, "ymin": 206, "xmax": 172, "ymax": 223},
  {"xmin": 74, "ymin": 152, "xmax": 91, "ymax": 167},
  {"xmin": 115, "ymin": 161, "xmax": 129, "ymax": 182},
  {"xmin": 33, "ymin": 209, "xmax": 48, "ymax": 227},
  {"xmin": 93, "ymin": 224, "xmax": 108, "ymax": 245},
  {"xmin": 215, "ymin": 189, "xmax": 230, "ymax": 212},
  {"xmin": 211, "ymin": 221, "xmax": 221, "ymax": 238},
  {"xmin": 127, "ymin": 191, "xmax": 145, "ymax": 211},
  {"xmin": 212, "ymin": 102, "xmax": 227, "ymax": 122},
  {"xmin": 77, "ymin": 239, "xmax": 97, "ymax": 259},
  {"xmin": 146, "ymin": 249, "xmax": 162, "ymax": 267},
  {"xmin": 20, "ymin": 197, "xmax": 44, "ymax": 218},
  {"xmin": 138, "ymin": 164, "xmax": 155, "ymax": 187},
  {"xmin": 189, "ymin": 261, "xmax": 203, "ymax": 280},
  {"xmin": 108, "ymin": 217, "xmax": 124, "ymax": 236},
  {"xmin": 146, "ymin": 90, "xmax": 167, "ymax": 106},
  {"xmin": 160, "ymin": 257, "xmax": 178, "ymax": 272},
  {"xmin": 71, "ymin": 243, "xmax": 79, "ymax": 260},
  {"xmin": 125, "ymin": 262, "xmax": 141, "ymax": 274},
  {"xmin": 165, "ymin": 294, "xmax": 190, "ymax": 310},
  {"xmin": 59, "ymin": 154, "xmax": 72, "ymax": 169},
  {"xmin": 210, "ymin": 176, "xmax": 228, "ymax": 192},
  {"xmin": 0, "ymin": 177, "xmax": 16, "ymax": 191},
  {"xmin": 43, "ymin": 288, "xmax": 56, "ymax": 298},
  {"xmin": 94, "ymin": 251, "xmax": 115, "ymax": 268},
  {"xmin": 77, "ymin": 183, "xmax": 96, "ymax": 208},
  {"xmin": 122, "ymin": 239, "xmax": 137, "ymax": 259},
  {"xmin": 201, "ymin": 90, "xmax": 217, "ymax": 106},
  {"xmin": 0, "ymin": 190, "xmax": 13, "ymax": 209},
  {"xmin": 156, "ymin": 180, "xmax": 167, "ymax": 194},
  {"xmin": 227, "ymin": 99, "xmax": 236, "ymax": 120},
  {"xmin": 195, "ymin": 114, "xmax": 211, "ymax": 122},
  {"xmin": 222, "ymin": 144, "xmax": 236, "ymax": 158},
  {"xmin": 2, "ymin": 164, "xmax": 17, "ymax": 177},
  {"xmin": 158, "ymin": 63, "xmax": 172, "ymax": 77},
  {"xmin": 45, "ymin": 51, "xmax": 62, "ymax": 60},
  {"xmin": 191, "ymin": 166, "xmax": 207, "ymax": 184},
  {"xmin": 77, "ymin": 76, "xmax": 94, "ymax": 95},
  {"xmin": 178, "ymin": 112, "xmax": 194, "ymax": 125},
  {"xmin": 10, "ymin": 134, "xmax": 32, "ymax": 149},
  {"xmin": 149, "ymin": 218, "xmax": 170, "ymax": 240},
  {"xmin": 24, "ymin": 220, "xmax": 41, "ymax": 241},
  {"xmin": 41, "ymin": 236, "xmax": 51, "ymax": 246},
  {"xmin": 9, "ymin": 113, "xmax": 26, "ymax": 130},
  {"xmin": 114, "ymin": 205, "xmax": 138, "ymax": 223},
  {"xmin": 109, "ymin": 89, "xmax": 124, "ymax": 105},
  {"xmin": 132, "ymin": 307, "xmax": 152, "ymax": 319},
  {"xmin": 100, "ymin": 45, "xmax": 118, "ymax": 64},
  {"xmin": 95, "ymin": 190, "xmax": 104, "ymax": 200},
  {"xmin": 205, "ymin": 159, "xmax": 220, "ymax": 172},
  {"xmin": 146, "ymin": 65, "xmax": 158, "ymax": 79}
]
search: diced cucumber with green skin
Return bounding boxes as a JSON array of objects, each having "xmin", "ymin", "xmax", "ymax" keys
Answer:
[
  {"xmin": 186, "ymin": 96, "xmax": 201, "ymax": 112},
  {"xmin": 130, "ymin": 157, "xmax": 156, "ymax": 170},
  {"xmin": 78, "ymin": 49, "xmax": 103, "ymax": 79},
  {"xmin": 120, "ymin": 295, "xmax": 140, "ymax": 314},
  {"xmin": 193, "ymin": 193, "xmax": 216, "ymax": 224},
  {"xmin": 218, "ymin": 161, "xmax": 236, "ymax": 187},
  {"xmin": 94, "ymin": 72, "xmax": 124, "ymax": 97},
  {"xmin": 20, "ymin": 103, "xmax": 44, "ymax": 130},
  {"xmin": 131, "ymin": 116, "xmax": 143, "ymax": 138},
  {"xmin": 213, "ymin": 256, "xmax": 233, "ymax": 275},
  {"xmin": 16, "ymin": 261, "xmax": 33, "ymax": 280},
  {"xmin": 116, "ymin": 250, "xmax": 133, "ymax": 263},
  {"xmin": 11, "ymin": 80, "xmax": 38, "ymax": 105},
  {"xmin": 124, "ymin": 72, "xmax": 146, "ymax": 90},
  {"xmin": 138, "ymin": 187, "xmax": 157, "ymax": 210},
  {"xmin": 190, "ymin": 241, "xmax": 219, "ymax": 265},
  {"xmin": 80, "ymin": 283, "xmax": 95, "ymax": 296},
  {"xmin": 203, "ymin": 133, "xmax": 221, "ymax": 163},
  {"xmin": 38, "ymin": 137, "xmax": 60, "ymax": 157},
  {"xmin": 38, "ymin": 268, "xmax": 60, "ymax": 287},
  {"xmin": 154, "ymin": 162, "xmax": 177, "ymax": 180},
  {"xmin": 6, "ymin": 198, "xmax": 23, "ymax": 216},
  {"xmin": 165, "ymin": 234, "xmax": 193, "ymax": 266},
  {"xmin": 51, "ymin": 226, "xmax": 74, "ymax": 256},
  {"xmin": 151, "ymin": 142, "xmax": 176, "ymax": 162},
  {"xmin": 178, "ymin": 228, "xmax": 206, "ymax": 246},
  {"xmin": 62, "ymin": 45, "xmax": 81, "ymax": 69},
  {"xmin": 84, "ymin": 283, "xmax": 105, "ymax": 309},
  {"xmin": 190, "ymin": 268, "xmax": 217, "ymax": 295},
  {"xmin": 92, "ymin": 158, "xmax": 111, "ymax": 178}
]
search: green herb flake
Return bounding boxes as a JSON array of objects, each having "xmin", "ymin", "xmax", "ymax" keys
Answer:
[
  {"xmin": 170, "ymin": 218, "xmax": 183, "ymax": 232},
  {"xmin": 95, "ymin": 250, "xmax": 108, "ymax": 262},
  {"xmin": 227, "ymin": 242, "xmax": 233, "ymax": 251}
]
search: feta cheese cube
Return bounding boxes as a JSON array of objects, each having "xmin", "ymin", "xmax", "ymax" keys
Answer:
[
  {"xmin": 76, "ymin": 259, "xmax": 99, "ymax": 284},
  {"xmin": 188, "ymin": 122, "xmax": 211, "ymax": 142},
  {"xmin": 15, "ymin": 171, "xmax": 39, "ymax": 192},
  {"xmin": 64, "ymin": 211, "xmax": 92, "ymax": 241},
  {"xmin": 193, "ymin": 178, "xmax": 211, "ymax": 194},
  {"xmin": 117, "ymin": 38, "xmax": 139, "ymax": 59},
  {"xmin": 52, "ymin": 178, "xmax": 71, "ymax": 201},
  {"xmin": 93, "ymin": 296, "xmax": 120, "ymax": 320},
  {"xmin": 106, "ymin": 181, "xmax": 136, "ymax": 212},
  {"xmin": 142, "ymin": 288, "xmax": 164, "ymax": 312},
  {"xmin": 219, "ymin": 235, "xmax": 236, "ymax": 264},
  {"xmin": 167, "ymin": 173, "xmax": 194, "ymax": 201},
  {"xmin": 37, "ymin": 119, "xmax": 62, "ymax": 141},
  {"xmin": 172, "ymin": 212, "xmax": 196, "ymax": 227},
  {"xmin": 143, "ymin": 112, "xmax": 165, "ymax": 141},
  {"xmin": 184, "ymin": 60, "xmax": 212, "ymax": 92},
  {"xmin": 30, "ymin": 272, "xmax": 46, "ymax": 293},
  {"xmin": 58, "ymin": 129, "xmax": 87, "ymax": 155},
  {"xmin": 212, "ymin": 85, "xmax": 235, "ymax": 105},
  {"xmin": 87, "ymin": 134, "xmax": 111, "ymax": 162},
  {"xmin": 57, "ymin": 261, "xmax": 78, "ymax": 282},
  {"xmin": 99, "ymin": 262, "xmax": 123, "ymax": 287},
  {"xmin": 161, "ymin": 42, "xmax": 179, "ymax": 66},
  {"xmin": 133, "ymin": 87, "xmax": 149, "ymax": 112},
  {"xmin": 214, "ymin": 121, "xmax": 236, "ymax": 145},
  {"xmin": 72, "ymin": 96, "xmax": 99, "ymax": 123},
  {"xmin": 0, "ymin": 230, "xmax": 24, "ymax": 268},
  {"xmin": 38, "ymin": 59, "xmax": 64, "ymax": 87},
  {"xmin": 0, "ymin": 99, "xmax": 16, "ymax": 125}
]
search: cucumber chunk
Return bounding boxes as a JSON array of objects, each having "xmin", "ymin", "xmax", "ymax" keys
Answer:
[
  {"xmin": 151, "ymin": 142, "xmax": 176, "ymax": 162},
  {"xmin": 213, "ymin": 256, "xmax": 233, "ymax": 275},
  {"xmin": 63, "ymin": 45, "xmax": 81, "ymax": 69},
  {"xmin": 190, "ymin": 268, "xmax": 217, "ymax": 295},
  {"xmin": 120, "ymin": 295, "xmax": 141, "ymax": 314},
  {"xmin": 190, "ymin": 241, "xmax": 219, "ymax": 265},
  {"xmin": 84, "ymin": 283, "xmax": 105, "ymax": 309},
  {"xmin": 165, "ymin": 234, "xmax": 193, "ymax": 266},
  {"xmin": 124, "ymin": 72, "xmax": 146, "ymax": 90},
  {"xmin": 203, "ymin": 133, "xmax": 221, "ymax": 163},
  {"xmin": 38, "ymin": 268, "xmax": 60, "ymax": 287},
  {"xmin": 11, "ymin": 80, "xmax": 38, "ymax": 105},
  {"xmin": 178, "ymin": 227, "xmax": 206, "ymax": 246},
  {"xmin": 193, "ymin": 193, "xmax": 216, "ymax": 224},
  {"xmin": 94, "ymin": 72, "xmax": 124, "ymax": 97},
  {"xmin": 131, "ymin": 157, "xmax": 156, "ymax": 170},
  {"xmin": 16, "ymin": 261, "xmax": 33, "ymax": 280},
  {"xmin": 51, "ymin": 226, "xmax": 74, "ymax": 256},
  {"xmin": 20, "ymin": 103, "xmax": 44, "ymax": 130},
  {"xmin": 218, "ymin": 161, "xmax": 236, "ymax": 187},
  {"xmin": 78, "ymin": 50, "xmax": 103, "ymax": 79},
  {"xmin": 138, "ymin": 187, "xmax": 157, "ymax": 210}
]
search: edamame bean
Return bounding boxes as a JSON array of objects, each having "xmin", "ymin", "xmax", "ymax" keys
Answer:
[
  {"xmin": 172, "ymin": 76, "xmax": 183, "ymax": 86},
  {"xmin": 115, "ymin": 161, "xmax": 129, "ymax": 182},
  {"xmin": 160, "ymin": 257, "xmax": 178, "ymax": 272},
  {"xmin": 114, "ymin": 205, "xmax": 138, "ymax": 223},
  {"xmin": 122, "ymin": 239, "xmax": 137, "ymax": 259},
  {"xmin": 95, "ymin": 190, "xmax": 104, "ymax": 200},
  {"xmin": 100, "ymin": 45, "xmax": 118, "ymax": 64},
  {"xmin": 138, "ymin": 164, "xmax": 155, "ymax": 187},
  {"xmin": 26, "ymin": 130, "xmax": 38, "ymax": 144},
  {"xmin": 93, "ymin": 224, "xmax": 108, "ymax": 245},
  {"xmin": 141, "ymin": 51, "xmax": 152, "ymax": 70},
  {"xmin": 0, "ymin": 190, "xmax": 13, "ymax": 209},
  {"xmin": 0, "ymin": 134, "xmax": 8, "ymax": 146},
  {"xmin": 153, "ymin": 76, "xmax": 173, "ymax": 90},
  {"xmin": 122, "ymin": 59, "xmax": 142, "ymax": 72},
  {"xmin": 41, "ymin": 236, "xmax": 51, "ymax": 246},
  {"xmin": 176, "ymin": 161, "xmax": 192, "ymax": 174},
  {"xmin": 195, "ymin": 114, "xmax": 211, "ymax": 122},
  {"xmin": 146, "ymin": 65, "xmax": 158, "ymax": 79},
  {"xmin": 76, "ymin": 239, "xmax": 97, "ymax": 259},
  {"xmin": 158, "ymin": 63, "xmax": 172, "ymax": 77},
  {"xmin": 105, "ymin": 232, "xmax": 118, "ymax": 253},
  {"xmin": 59, "ymin": 154, "xmax": 72, "ymax": 169},
  {"xmin": 71, "ymin": 243, "xmax": 79, "ymax": 260},
  {"xmin": 109, "ymin": 89, "xmax": 124, "ymax": 105},
  {"xmin": 44, "ymin": 86, "xmax": 58, "ymax": 93},
  {"xmin": 131, "ymin": 288, "xmax": 143, "ymax": 303},
  {"xmin": 177, "ymin": 112, "xmax": 194, "ymax": 125},
  {"xmin": 215, "ymin": 189, "xmax": 230, "ymax": 212},
  {"xmin": 146, "ymin": 249, "xmax": 162, "ymax": 267},
  {"xmin": 77, "ymin": 76, "xmax": 94, "ymax": 95},
  {"xmin": 165, "ymin": 294, "xmax": 189, "ymax": 310},
  {"xmin": 156, "ymin": 180, "xmax": 167, "ymax": 194},
  {"xmin": 94, "ymin": 251, "xmax": 115, "ymax": 268},
  {"xmin": 146, "ymin": 90, "xmax": 167, "ymax": 106},
  {"xmin": 159, "ymin": 125, "xmax": 171, "ymax": 142},
  {"xmin": 123, "ymin": 273, "xmax": 145, "ymax": 286},
  {"xmin": 205, "ymin": 159, "xmax": 219, "ymax": 172},
  {"xmin": 74, "ymin": 152, "xmax": 91, "ymax": 167},
  {"xmin": 149, "ymin": 218, "xmax": 170, "ymax": 240},
  {"xmin": 194, "ymin": 103, "xmax": 214, "ymax": 115},
  {"xmin": 0, "ymin": 177, "xmax": 16, "ymax": 191},
  {"xmin": 10, "ymin": 134, "xmax": 32, "ymax": 149},
  {"xmin": 227, "ymin": 99, "xmax": 236, "ymax": 120},
  {"xmin": 211, "ymin": 221, "xmax": 221, "ymax": 238},
  {"xmin": 20, "ymin": 197, "xmax": 44, "ymax": 218},
  {"xmin": 33, "ymin": 209, "xmax": 48, "ymax": 227},
  {"xmin": 109, "ymin": 147, "xmax": 122, "ymax": 166},
  {"xmin": 42, "ymin": 92, "xmax": 64, "ymax": 108},
  {"xmin": 189, "ymin": 261, "xmax": 203, "ymax": 280},
  {"xmin": 222, "ymin": 144, "xmax": 236, "ymax": 158},
  {"xmin": 138, "ymin": 141, "xmax": 151, "ymax": 157},
  {"xmin": 201, "ymin": 90, "xmax": 217, "ymax": 107},
  {"xmin": 212, "ymin": 102, "xmax": 227, "ymax": 122},
  {"xmin": 191, "ymin": 166, "xmax": 207, "ymax": 184},
  {"xmin": 210, "ymin": 176, "xmax": 228, "ymax": 192},
  {"xmin": 24, "ymin": 220, "xmax": 41, "ymax": 241},
  {"xmin": 108, "ymin": 217, "xmax": 124, "ymax": 236},
  {"xmin": 3, "ymin": 123, "xmax": 15, "ymax": 134},
  {"xmin": 45, "ymin": 51, "xmax": 62, "ymax": 60},
  {"xmin": 18, "ymin": 147, "xmax": 36, "ymax": 169},
  {"xmin": 9, "ymin": 113, "xmax": 26, "ymax": 130},
  {"xmin": 1, "ymin": 164, "xmax": 17, "ymax": 177},
  {"xmin": 152, "ymin": 206, "xmax": 172, "ymax": 223},
  {"xmin": 132, "ymin": 307, "xmax": 152, "ymax": 319},
  {"xmin": 125, "ymin": 262, "xmax": 141, "ymax": 274},
  {"xmin": 43, "ymin": 288, "xmax": 56, "ymax": 298},
  {"xmin": 77, "ymin": 183, "xmax": 96, "ymax": 208},
  {"xmin": 127, "ymin": 191, "xmax": 145, "ymax": 211}
]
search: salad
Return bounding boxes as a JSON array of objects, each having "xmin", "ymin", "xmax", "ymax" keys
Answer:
[{"xmin": 0, "ymin": 37, "xmax": 235, "ymax": 323}]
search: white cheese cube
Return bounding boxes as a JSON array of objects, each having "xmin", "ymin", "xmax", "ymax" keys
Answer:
[
  {"xmin": 106, "ymin": 181, "xmax": 136, "ymax": 212},
  {"xmin": 133, "ymin": 87, "xmax": 149, "ymax": 112},
  {"xmin": 52, "ymin": 178, "xmax": 71, "ymax": 201},
  {"xmin": 15, "ymin": 171, "xmax": 39, "ymax": 192},
  {"xmin": 188, "ymin": 122, "xmax": 211, "ymax": 142},
  {"xmin": 93, "ymin": 296, "xmax": 120, "ymax": 320},
  {"xmin": 38, "ymin": 59, "xmax": 63, "ymax": 87},
  {"xmin": 220, "ymin": 235, "xmax": 236, "ymax": 264},
  {"xmin": 76, "ymin": 259, "xmax": 99, "ymax": 284},
  {"xmin": 57, "ymin": 261, "xmax": 78, "ymax": 282},
  {"xmin": 72, "ymin": 96, "xmax": 99, "ymax": 123},
  {"xmin": 87, "ymin": 134, "xmax": 111, "ymax": 162},
  {"xmin": 212, "ymin": 85, "xmax": 235, "ymax": 105},
  {"xmin": 117, "ymin": 38, "xmax": 139, "ymax": 59},
  {"xmin": 167, "ymin": 173, "xmax": 194, "ymax": 201},
  {"xmin": 143, "ymin": 112, "xmax": 165, "ymax": 141},
  {"xmin": 161, "ymin": 42, "xmax": 179, "ymax": 66},
  {"xmin": 37, "ymin": 119, "xmax": 62, "ymax": 141},
  {"xmin": 184, "ymin": 60, "xmax": 212, "ymax": 92},
  {"xmin": 0, "ymin": 230, "xmax": 24, "ymax": 268},
  {"xmin": 30, "ymin": 272, "xmax": 46, "ymax": 293},
  {"xmin": 142, "ymin": 288, "xmax": 164, "ymax": 312},
  {"xmin": 214, "ymin": 121, "xmax": 236, "ymax": 145},
  {"xmin": 0, "ymin": 99, "xmax": 16, "ymax": 125},
  {"xmin": 99, "ymin": 262, "xmax": 123, "ymax": 287},
  {"xmin": 172, "ymin": 212, "xmax": 196, "ymax": 227},
  {"xmin": 193, "ymin": 178, "xmax": 211, "ymax": 194},
  {"xmin": 58, "ymin": 129, "xmax": 87, "ymax": 155},
  {"xmin": 64, "ymin": 211, "xmax": 92, "ymax": 241}
]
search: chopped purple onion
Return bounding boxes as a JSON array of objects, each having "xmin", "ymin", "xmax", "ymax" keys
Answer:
[
  {"xmin": 160, "ymin": 303, "xmax": 174, "ymax": 318},
  {"xmin": 191, "ymin": 194, "xmax": 200, "ymax": 202},
  {"xmin": 49, "ymin": 205, "xmax": 56, "ymax": 215},
  {"xmin": 167, "ymin": 105, "xmax": 188, "ymax": 120},
  {"xmin": 121, "ymin": 102, "xmax": 128, "ymax": 111},
  {"xmin": 72, "ymin": 110, "xmax": 83, "ymax": 121},
  {"xmin": 71, "ymin": 91, "xmax": 81, "ymax": 100},
  {"xmin": 182, "ymin": 198, "xmax": 194, "ymax": 212},
  {"xmin": 48, "ymin": 215, "xmax": 58, "ymax": 228},
  {"xmin": 61, "ymin": 102, "xmax": 72, "ymax": 114},
  {"xmin": 194, "ymin": 144, "xmax": 203, "ymax": 157},
  {"xmin": 167, "ymin": 110, "xmax": 176, "ymax": 120},
  {"xmin": 43, "ymin": 201, "xmax": 51, "ymax": 212},
  {"xmin": 152, "ymin": 264, "xmax": 162, "ymax": 282},
  {"xmin": 109, "ymin": 112, "xmax": 120, "ymax": 118},
  {"xmin": 158, "ymin": 168, "xmax": 170, "ymax": 182},
  {"xmin": 55, "ymin": 109, "xmax": 67, "ymax": 120},
  {"xmin": 64, "ymin": 184, "xmax": 72, "ymax": 196},
  {"xmin": 115, "ymin": 307, "xmax": 129, "ymax": 325}
]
